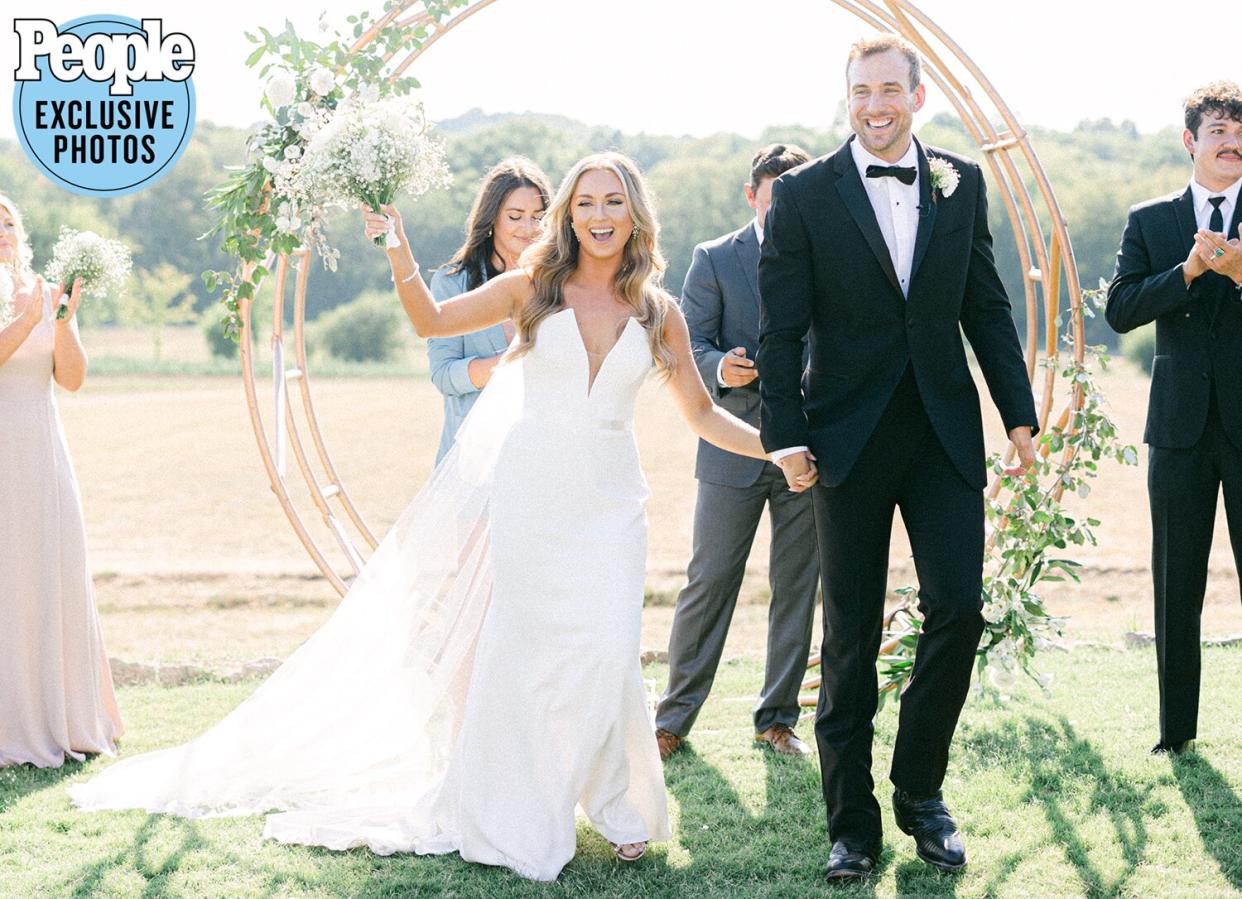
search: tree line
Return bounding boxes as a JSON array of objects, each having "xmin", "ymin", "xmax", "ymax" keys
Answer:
[{"xmin": 0, "ymin": 110, "xmax": 1192, "ymax": 350}]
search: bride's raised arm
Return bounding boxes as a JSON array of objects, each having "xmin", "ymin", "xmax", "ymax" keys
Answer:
[
  {"xmin": 661, "ymin": 304, "xmax": 816, "ymax": 491},
  {"xmin": 363, "ymin": 204, "xmax": 533, "ymax": 338}
]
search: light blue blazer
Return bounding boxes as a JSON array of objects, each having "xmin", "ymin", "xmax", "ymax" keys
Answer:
[{"xmin": 427, "ymin": 266, "xmax": 510, "ymax": 463}]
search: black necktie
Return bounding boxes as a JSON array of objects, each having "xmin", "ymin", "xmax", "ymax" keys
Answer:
[
  {"xmin": 1209, "ymin": 196, "xmax": 1225, "ymax": 233},
  {"xmin": 866, "ymin": 164, "xmax": 916, "ymax": 186}
]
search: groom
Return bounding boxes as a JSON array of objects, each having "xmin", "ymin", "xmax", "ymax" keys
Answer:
[{"xmin": 757, "ymin": 35, "xmax": 1037, "ymax": 881}]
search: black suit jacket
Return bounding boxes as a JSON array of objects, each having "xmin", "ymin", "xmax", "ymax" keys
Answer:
[
  {"xmin": 1105, "ymin": 187, "xmax": 1242, "ymax": 449},
  {"xmin": 756, "ymin": 136, "xmax": 1037, "ymax": 490}
]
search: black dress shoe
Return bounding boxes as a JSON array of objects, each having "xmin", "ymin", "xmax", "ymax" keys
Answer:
[
  {"xmin": 1151, "ymin": 739, "xmax": 1196, "ymax": 756},
  {"xmin": 825, "ymin": 840, "xmax": 876, "ymax": 883},
  {"xmin": 892, "ymin": 788, "xmax": 967, "ymax": 872}
]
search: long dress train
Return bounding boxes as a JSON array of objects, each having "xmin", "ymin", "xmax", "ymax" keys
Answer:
[{"xmin": 70, "ymin": 307, "xmax": 670, "ymax": 881}]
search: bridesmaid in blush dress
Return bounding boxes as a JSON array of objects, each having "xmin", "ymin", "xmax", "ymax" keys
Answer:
[{"xmin": 0, "ymin": 195, "xmax": 123, "ymax": 768}]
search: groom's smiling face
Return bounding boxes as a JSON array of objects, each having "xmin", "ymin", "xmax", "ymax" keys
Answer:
[{"xmin": 847, "ymin": 49, "xmax": 926, "ymax": 162}]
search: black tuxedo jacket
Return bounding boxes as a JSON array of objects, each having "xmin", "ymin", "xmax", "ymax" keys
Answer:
[
  {"xmin": 1105, "ymin": 186, "xmax": 1242, "ymax": 449},
  {"xmin": 756, "ymin": 136, "xmax": 1037, "ymax": 490}
]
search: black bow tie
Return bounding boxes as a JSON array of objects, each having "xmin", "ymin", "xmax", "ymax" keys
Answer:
[{"xmin": 866, "ymin": 164, "xmax": 916, "ymax": 185}]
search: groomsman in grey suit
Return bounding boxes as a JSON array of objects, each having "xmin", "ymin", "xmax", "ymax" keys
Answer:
[{"xmin": 656, "ymin": 144, "xmax": 820, "ymax": 759}]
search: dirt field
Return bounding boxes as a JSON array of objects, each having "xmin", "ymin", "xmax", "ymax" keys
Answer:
[{"xmin": 58, "ymin": 329, "xmax": 1242, "ymax": 665}]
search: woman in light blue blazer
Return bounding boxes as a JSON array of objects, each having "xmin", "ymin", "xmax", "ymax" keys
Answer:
[{"xmin": 428, "ymin": 157, "xmax": 552, "ymax": 462}]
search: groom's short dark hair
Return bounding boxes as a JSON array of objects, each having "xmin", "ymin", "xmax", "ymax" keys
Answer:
[
  {"xmin": 750, "ymin": 144, "xmax": 812, "ymax": 188},
  {"xmin": 1184, "ymin": 81, "xmax": 1242, "ymax": 135},
  {"xmin": 846, "ymin": 34, "xmax": 921, "ymax": 90}
]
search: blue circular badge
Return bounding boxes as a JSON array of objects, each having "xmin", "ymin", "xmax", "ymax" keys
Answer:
[{"xmin": 11, "ymin": 15, "xmax": 196, "ymax": 197}]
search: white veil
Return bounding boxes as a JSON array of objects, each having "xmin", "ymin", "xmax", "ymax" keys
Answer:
[{"xmin": 69, "ymin": 357, "xmax": 525, "ymax": 823}]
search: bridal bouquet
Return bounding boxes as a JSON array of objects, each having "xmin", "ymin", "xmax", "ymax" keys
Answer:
[
  {"xmin": 44, "ymin": 228, "xmax": 132, "ymax": 319},
  {"xmin": 300, "ymin": 96, "xmax": 450, "ymax": 247}
]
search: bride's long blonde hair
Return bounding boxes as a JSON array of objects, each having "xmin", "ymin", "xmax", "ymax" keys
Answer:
[
  {"xmin": 510, "ymin": 152, "xmax": 677, "ymax": 377},
  {"xmin": 0, "ymin": 193, "xmax": 35, "ymax": 286}
]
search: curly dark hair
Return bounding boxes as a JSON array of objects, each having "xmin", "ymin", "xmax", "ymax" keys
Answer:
[{"xmin": 1184, "ymin": 81, "xmax": 1242, "ymax": 135}]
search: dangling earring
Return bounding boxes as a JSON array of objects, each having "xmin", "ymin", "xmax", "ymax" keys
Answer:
[{"xmin": 631, "ymin": 226, "xmax": 640, "ymax": 241}]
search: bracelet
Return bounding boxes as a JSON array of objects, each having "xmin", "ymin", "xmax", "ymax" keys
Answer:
[{"xmin": 392, "ymin": 261, "xmax": 421, "ymax": 284}]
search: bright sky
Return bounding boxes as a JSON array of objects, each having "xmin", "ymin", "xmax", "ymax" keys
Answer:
[{"xmin": 1, "ymin": 1, "xmax": 1238, "ymax": 141}]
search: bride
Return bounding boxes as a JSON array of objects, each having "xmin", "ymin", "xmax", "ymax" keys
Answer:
[{"xmin": 71, "ymin": 152, "xmax": 817, "ymax": 882}]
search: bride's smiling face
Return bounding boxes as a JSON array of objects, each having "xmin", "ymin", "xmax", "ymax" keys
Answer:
[
  {"xmin": 570, "ymin": 168, "xmax": 633, "ymax": 260},
  {"xmin": 0, "ymin": 205, "xmax": 19, "ymax": 265}
]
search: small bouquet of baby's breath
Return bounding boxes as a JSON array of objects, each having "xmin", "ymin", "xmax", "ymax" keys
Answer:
[
  {"xmin": 300, "ymin": 96, "xmax": 450, "ymax": 248},
  {"xmin": 0, "ymin": 266, "xmax": 15, "ymax": 329},
  {"xmin": 44, "ymin": 228, "xmax": 132, "ymax": 319}
]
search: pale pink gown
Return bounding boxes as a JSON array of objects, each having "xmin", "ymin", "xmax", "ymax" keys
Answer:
[{"xmin": 0, "ymin": 291, "xmax": 122, "ymax": 767}]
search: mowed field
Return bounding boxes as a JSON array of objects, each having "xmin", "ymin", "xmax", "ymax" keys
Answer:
[{"xmin": 60, "ymin": 326, "xmax": 1242, "ymax": 666}]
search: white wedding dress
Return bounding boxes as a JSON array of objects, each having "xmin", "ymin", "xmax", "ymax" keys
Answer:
[{"xmin": 70, "ymin": 307, "xmax": 671, "ymax": 881}]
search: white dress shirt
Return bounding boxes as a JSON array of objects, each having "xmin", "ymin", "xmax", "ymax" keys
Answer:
[
  {"xmin": 1189, "ymin": 175, "xmax": 1242, "ymax": 233},
  {"xmin": 771, "ymin": 139, "xmax": 922, "ymax": 464}
]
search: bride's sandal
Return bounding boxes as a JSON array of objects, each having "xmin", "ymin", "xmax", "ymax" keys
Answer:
[{"xmin": 610, "ymin": 841, "xmax": 647, "ymax": 862}]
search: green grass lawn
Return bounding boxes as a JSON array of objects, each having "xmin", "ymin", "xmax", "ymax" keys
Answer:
[{"xmin": 2, "ymin": 648, "xmax": 1240, "ymax": 898}]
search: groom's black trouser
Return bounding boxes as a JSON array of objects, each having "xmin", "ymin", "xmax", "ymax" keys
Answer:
[
  {"xmin": 1148, "ymin": 388, "xmax": 1242, "ymax": 746},
  {"xmin": 811, "ymin": 367, "xmax": 984, "ymax": 855}
]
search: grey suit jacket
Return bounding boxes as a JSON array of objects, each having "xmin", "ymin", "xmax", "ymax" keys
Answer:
[
  {"xmin": 682, "ymin": 222, "xmax": 771, "ymax": 487},
  {"xmin": 427, "ymin": 266, "xmax": 510, "ymax": 463}
]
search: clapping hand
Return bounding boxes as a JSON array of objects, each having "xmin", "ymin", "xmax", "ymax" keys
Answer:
[
  {"xmin": 1194, "ymin": 223, "xmax": 1242, "ymax": 284},
  {"xmin": 720, "ymin": 347, "xmax": 758, "ymax": 387},
  {"xmin": 13, "ymin": 275, "xmax": 45, "ymax": 324}
]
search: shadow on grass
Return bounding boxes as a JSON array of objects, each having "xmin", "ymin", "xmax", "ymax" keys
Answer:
[
  {"xmin": 659, "ymin": 741, "xmax": 881, "ymax": 896},
  {"xmin": 1172, "ymin": 753, "xmax": 1242, "ymax": 890},
  {"xmin": 0, "ymin": 758, "xmax": 87, "ymax": 816},
  {"xmin": 961, "ymin": 715, "xmax": 1159, "ymax": 898},
  {"xmin": 58, "ymin": 812, "xmax": 353, "ymax": 899}
]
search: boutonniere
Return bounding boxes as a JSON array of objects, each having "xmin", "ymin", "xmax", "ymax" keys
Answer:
[{"xmin": 927, "ymin": 157, "xmax": 960, "ymax": 200}]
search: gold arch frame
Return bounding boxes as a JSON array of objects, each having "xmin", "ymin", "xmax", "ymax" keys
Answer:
[{"xmin": 237, "ymin": 0, "xmax": 1085, "ymax": 621}]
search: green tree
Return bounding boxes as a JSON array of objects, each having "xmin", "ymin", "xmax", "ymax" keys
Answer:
[{"xmin": 121, "ymin": 264, "xmax": 198, "ymax": 361}]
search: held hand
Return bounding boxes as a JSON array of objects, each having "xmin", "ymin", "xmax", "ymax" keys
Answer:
[
  {"xmin": 1195, "ymin": 225, "xmax": 1242, "ymax": 284},
  {"xmin": 1003, "ymin": 426, "xmax": 1037, "ymax": 477},
  {"xmin": 775, "ymin": 450, "xmax": 819, "ymax": 492},
  {"xmin": 360, "ymin": 203, "xmax": 407, "ymax": 250},
  {"xmin": 51, "ymin": 278, "xmax": 82, "ymax": 323},
  {"xmin": 720, "ymin": 347, "xmax": 758, "ymax": 387},
  {"xmin": 14, "ymin": 275, "xmax": 45, "ymax": 325}
]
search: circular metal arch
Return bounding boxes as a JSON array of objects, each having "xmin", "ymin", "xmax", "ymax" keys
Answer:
[{"xmin": 237, "ymin": 0, "xmax": 1085, "ymax": 598}]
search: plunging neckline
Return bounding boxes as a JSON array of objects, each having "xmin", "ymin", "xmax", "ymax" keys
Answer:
[{"xmin": 557, "ymin": 306, "xmax": 638, "ymax": 397}]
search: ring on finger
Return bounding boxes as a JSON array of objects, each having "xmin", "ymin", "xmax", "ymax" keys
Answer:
[{"xmin": 1214, "ymin": 247, "xmax": 1226, "ymax": 259}]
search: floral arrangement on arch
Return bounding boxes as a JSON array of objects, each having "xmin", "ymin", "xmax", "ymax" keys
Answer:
[{"xmin": 203, "ymin": 2, "xmax": 465, "ymax": 340}]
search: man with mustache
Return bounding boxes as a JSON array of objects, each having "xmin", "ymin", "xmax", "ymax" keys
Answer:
[{"xmin": 1107, "ymin": 81, "xmax": 1242, "ymax": 756}]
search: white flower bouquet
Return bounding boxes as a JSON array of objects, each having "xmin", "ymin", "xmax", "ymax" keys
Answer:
[
  {"xmin": 300, "ymin": 97, "xmax": 451, "ymax": 247},
  {"xmin": 44, "ymin": 228, "xmax": 132, "ymax": 320}
]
